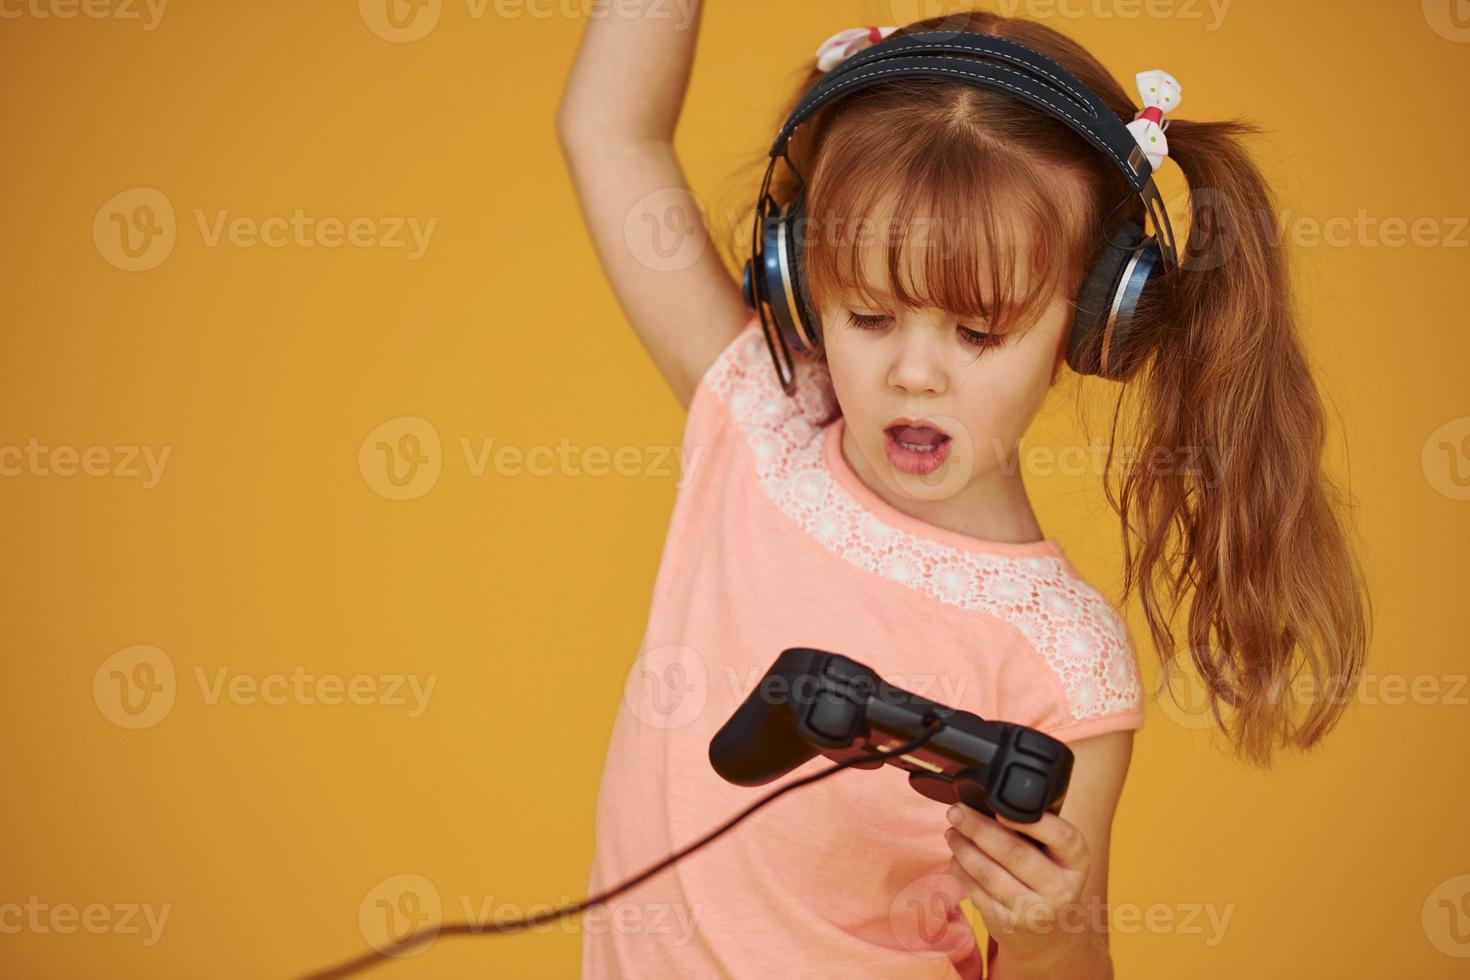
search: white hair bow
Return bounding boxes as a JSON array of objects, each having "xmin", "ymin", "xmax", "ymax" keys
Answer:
[
  {"xmin": 815, "ymin": 26, "xmax": 898, "ymax": 72},
  {"xmin": 1125, "ymin": 69, "xmax": 1183, "ymax": 171}
]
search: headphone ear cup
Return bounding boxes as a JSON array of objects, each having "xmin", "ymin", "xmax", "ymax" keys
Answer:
[
  {"xmin": 1067, "ymin": 221, "xmax": 1163, "ymax": 381},
  {"xmin": 784, "ymin": 198, "xmax": 821, "ymax": 351}
]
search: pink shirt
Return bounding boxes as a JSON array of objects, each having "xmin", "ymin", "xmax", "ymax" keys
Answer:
[{"xmin": 581, "ymin": 318, "xmax": 1145, "ymax": 978}]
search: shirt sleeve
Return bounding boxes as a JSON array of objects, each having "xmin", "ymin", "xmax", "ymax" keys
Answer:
[{"xmin": 997, "ymin": 587, "xmax": 1148, "ymax": 745}]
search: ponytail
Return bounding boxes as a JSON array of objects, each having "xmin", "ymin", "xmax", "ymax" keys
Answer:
[{"xmin": 1112, "ymin": 116, "xmax": 1373, "ymax": 767}]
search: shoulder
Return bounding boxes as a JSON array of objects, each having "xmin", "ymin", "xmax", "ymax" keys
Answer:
[
  {"xmin": 998, "ymin": 557, "xmax": 1147, "ymax": 742},
  {"xmin": 690, "ymin": 317, "xmax": 838, "ymax": 452}
]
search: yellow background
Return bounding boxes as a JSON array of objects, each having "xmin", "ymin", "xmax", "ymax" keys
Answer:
[{"xmin": 2, "ymin": 1, "xmax": 1468, "ymax": 977}]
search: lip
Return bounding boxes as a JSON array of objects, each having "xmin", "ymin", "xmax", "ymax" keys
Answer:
[{"xmin": 884, "ymin": 416, "xmax": 952, "ymax": 438}]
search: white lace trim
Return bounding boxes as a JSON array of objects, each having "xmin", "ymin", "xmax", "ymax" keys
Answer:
[{"xmin": 704, "ymin": 325, "xmax": 1143, "ymax": 724}]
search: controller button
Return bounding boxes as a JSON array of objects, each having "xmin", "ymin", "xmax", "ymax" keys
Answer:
[
  {"xmin": 1015, "ymin": 728, "xmax": 1061, "ymax": 763},
  {"xmin": 997, "ymin": 763, "xmax": 1048, "ymax": 814},
  {"xmin": 806, "ymin": 693, "xmax": 856, "ymax": 741}
]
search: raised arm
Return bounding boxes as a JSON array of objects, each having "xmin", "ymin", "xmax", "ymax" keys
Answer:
[{"xmin": 555, "ymin": 0, "xmax": 749, "ymax": 411}]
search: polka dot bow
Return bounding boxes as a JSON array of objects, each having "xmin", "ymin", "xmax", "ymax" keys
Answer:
[
  {"xmin": 1125, "ymin": 69, "xmax": 1183, "ymax": 171},
  {"xmin": 815, "ymin": 26, "xmax": 898, "ymax": 72}
]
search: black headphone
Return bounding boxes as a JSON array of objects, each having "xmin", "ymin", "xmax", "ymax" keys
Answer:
[{"xmin": 740, "ymin": 30, "xmax": 1181, "ymax": 395}]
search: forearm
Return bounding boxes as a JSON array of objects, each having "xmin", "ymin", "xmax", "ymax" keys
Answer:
[
  {"xmin": 556, "ymin": 0, "xmax": 703, "ymax": 144},
  {"xmin": 985, "ymin": 931, "xmax": 1114, "ymax": 980}
]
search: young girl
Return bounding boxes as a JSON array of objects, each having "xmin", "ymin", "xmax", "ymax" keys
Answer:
[{"xmin": 557, "ymin": 7, "xmax": 1369, "ymax": 978}]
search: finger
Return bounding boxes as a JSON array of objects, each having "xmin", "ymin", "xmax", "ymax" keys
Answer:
[
  {"xmin": 944, "ymin": 825, "xmax": 1036, "ymax": 912},
  {"xmin": 948, "ymin": 805, "xmax": 1065, "ymax": 894},
  {"xmin": 947, "ymin": 856, "xmax": 1029, "ymax": 940},
  {"xmin": 994, "ymin": 811, "xmax": 1089, "ymax": 872}
]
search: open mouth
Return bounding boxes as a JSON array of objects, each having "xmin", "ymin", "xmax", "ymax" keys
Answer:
[
  {"xmin": 882, "ymin": 420, "xmax": 953, "ymax": 476},
  {"xmin": 886, "ymin": 423, "xmax": 951, "ymax": 453}
]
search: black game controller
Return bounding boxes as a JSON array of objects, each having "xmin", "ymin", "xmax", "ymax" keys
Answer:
[{"xmin": 709, "ymin": 648, "xmax": 1074, "ymax": 825}]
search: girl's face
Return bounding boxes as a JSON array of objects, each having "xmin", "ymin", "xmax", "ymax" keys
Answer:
[{"xmin": 817, "ymin": 240, "xmax": 1073, "ymax": 511}]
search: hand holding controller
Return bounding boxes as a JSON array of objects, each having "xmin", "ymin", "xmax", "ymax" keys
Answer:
[{"xmin": 709, "ymin": 648, "xmax": 1074, "ymax": 828}]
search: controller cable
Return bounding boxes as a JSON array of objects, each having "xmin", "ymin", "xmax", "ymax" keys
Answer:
[{"xmin": 298, "ymin": 717, "xmax": 946, "ymax": 979}]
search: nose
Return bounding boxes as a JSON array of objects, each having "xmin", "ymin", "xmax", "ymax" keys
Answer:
[{"xmin": 886, "ymin": 326, "xmax": 947, "ymax": 397}]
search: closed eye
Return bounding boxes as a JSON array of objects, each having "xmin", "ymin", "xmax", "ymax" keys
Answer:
[
  {"xmin": 845, "ymin": 311, "xmax": 1006, "ymax": 351},
  {"xmin": 845, "ymin": 312, "xmax": 890, "ymax": 330},
  {"xmin": 958, "ymin": 325, "xmax": 1006, "ymax": 351}
]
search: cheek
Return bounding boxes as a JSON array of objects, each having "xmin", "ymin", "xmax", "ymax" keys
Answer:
[
  {"xmin": 998, "ymin": 311, "xmax": 1071, "ymax": 396},
  {"xmin": 952, "ymin": 340, "xmax": 1060, "ymax": 433},
  {"xmin": 820, "ymin": 329, "xmax": 875, "ymax": 388}
]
